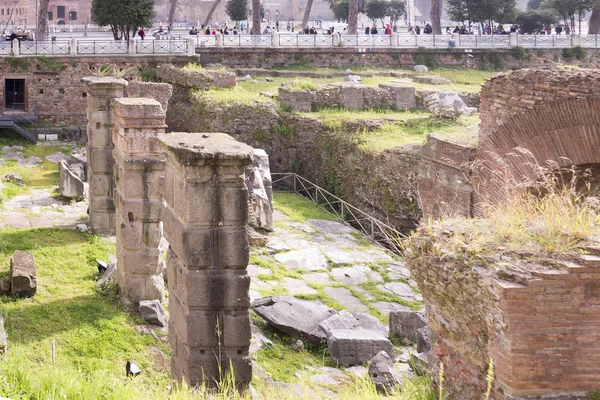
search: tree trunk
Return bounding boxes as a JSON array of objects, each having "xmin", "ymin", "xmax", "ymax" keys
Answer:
[
  {"xmin": 348, "ymin": 0, "xmax": 358, "ymax": 34},
  {"xmin": 203, "ymin": 0, "xmax": 223, "ymax": 26},
  {"xmin": 430, "ymin": 0, "xmax": 442, "ymax": 34},
  {"xmin": 252, "ymin": 0, "xmax": 260, "ymax": 33},
  {"xmin": 169, "ymin": 0, "xmax": 178, "ymax": 27},
  {"xmin": 37, "ymin": 0, "xmax": 49, "ymax": 41},
  {"xmin": 589, "ymin": 8, "xmax": 600, "ymax": 34},
  {"xmin": 301, "ymin": 0, "xmax": 314, "ymax": 28}
]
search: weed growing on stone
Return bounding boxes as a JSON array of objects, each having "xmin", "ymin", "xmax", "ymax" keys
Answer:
[{"xmin": 273, "ymin": 193, "xmax": 337, "ymax": 223}]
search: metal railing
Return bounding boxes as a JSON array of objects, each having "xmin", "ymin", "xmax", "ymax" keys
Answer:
[
  {"xmin": 77, "ymin": 40, "xmax": 128, "ymax": 55},
  {"xmin": 0, "ymin": 39, "xmax": 191, "ymax": 56},
  {"xmin": 20, "ymin": 40, "xmax": 70, "ymax": 55},
  {"xmin": 272, "ymin": 173, "xmax": 404, "ymax": 254},
  {"xmin": 136, "ymin": 39, "xmax": 188, "ymax": 54}
]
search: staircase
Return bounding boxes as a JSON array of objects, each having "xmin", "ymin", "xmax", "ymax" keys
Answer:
[{"xmin": 0, "ymin": 114, "xmax": 38, "ymax": 143}]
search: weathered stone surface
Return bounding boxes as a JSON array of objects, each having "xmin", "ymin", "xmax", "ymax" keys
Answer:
[
  {"xmin": 331, "ymin": 265, "xmax": 383, "ymax": 285},
  {"xmin": 302, "ymin": 272, "xmax": 333, "ymax": 285},
  {"xmin": 389, "ymin": 310, "xmax": 427, "ymax": 343},
  {"xmin": 0, "ymin": 314, "xmax": 6, "ymax": 355},
  {"xmin": 246, "ymin": 149, "xmax": 274, "ymax": 231},
  {"xmin": 354, "ymin": 312, "xmax": 389, "ymax": 337},
  {"xmin": 317, "ymin": 310, "xmax": 360, "ymax": 337},
  {"xmin": 378, "ymin": 282, "xmax": 422, "ymax": 301},
  {"xmin": 253, "ymin": 296, "xmax": 337, "ymax": 345},
  {"xmin": 369, "ymin": 350, "xmax": 401, "ymax": 393},
  {"xmin": 386, "ymin": 262, "xmax": 411, "ymax": 279},
  {"xmin": 327, "ymin": 329, "xmax": 394, "ymax": 366},
  {"xmin": 247, "ymin": 226, "xmax": 268, "ymax": 247},
  {"xmin": 324, "ymin": 287, "xmax": 369, "ymax": 313},
  {"xmin": 10, "ymin": 250, "xmax": 36, "ymax": 298},
  {"xmin": 424, "ymin": 91, "xmax": 469, "ymax": 119},
  {"xmin": 250, "ymin": 323, "xmax": 273, "ymax": 355},
  {"xmin": 59, "ymin": 160, "xmax": 85, "ymax": 199},
  {"xmin": 412, "ymin": 75, "xmax": 451, "ymax": 85},
  {"xmin": 3, "ymin": 172, "xmax": 22, "ymax": 185},
  {"xmin": 413, "ymin": 65, "xmax": 428, "ymax": 72},
  {"xmin": 0, "ymin": 280, "xmax": 10, "ymax": 296},
  {"xmin": 96, "ymin": 261, "xmax": 117, "ymax": 286},
  {"xmin": 282, "ymin": 277, "xmax": 318, "ymax": 296},
  {"xmin": 307, "ymin": 219, "xmax": 356, "ymax": 234},
  {"xmin": 274, "ymin": 248, "xmax": 328, "ymax": 271},
  {"xmin": 416, "ymin": 326, "xmax": 431, "ymax": 353},
  {"xmin": 156, "ymin": 64, "xmax": 236, "ymax": 89},
  {"xmin": 139, "ymin": 300, "xmax": 168, "ymax": 327},
  {"xmin": 372, "ymin": 301, "xmax": 411, "ymax": 315},
  {"xmin": 344, "ymin": 75, "xmax": 362, "ymax": 84},
  {"xmin": 409, "ymin": 352, "xmax": 429, "ymax": 376}
]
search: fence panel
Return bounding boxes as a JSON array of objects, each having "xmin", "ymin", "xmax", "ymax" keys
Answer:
[
  {"xmin": 20, "ymin": 40, "xmax": 70, "ymax": 55},
  {"xmin": 580, "ymin": 34, "xmax": 599, "ymax": 48},
  {"xmin": 0, "ymin": 42, "xmax": 11, "ymax": 55}
]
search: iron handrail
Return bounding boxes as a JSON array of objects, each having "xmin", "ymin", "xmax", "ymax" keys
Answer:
[{"xmin": 271, "ymin": 173, "xmax": 404, "ymax": 254}]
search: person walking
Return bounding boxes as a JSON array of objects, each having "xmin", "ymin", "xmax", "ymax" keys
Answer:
[{"xmin": 139, "ymin": 28, "xmax": 146, "ymax": 40}]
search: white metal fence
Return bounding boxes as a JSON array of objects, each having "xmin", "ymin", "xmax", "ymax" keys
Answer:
[{"xmin": 0, "ymin": 39, "xmax": 191, "ymax": 56}]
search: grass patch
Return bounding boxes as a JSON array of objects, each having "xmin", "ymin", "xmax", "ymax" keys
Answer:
[{"xmin": 273, "ymin": 193, "xmax": 337, "ymax": 223}]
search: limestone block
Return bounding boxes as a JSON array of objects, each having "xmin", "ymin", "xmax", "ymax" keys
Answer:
[
  {"xmin": 10, "ymin": 250, "xmax": 36, "ymax": 298},
  {"xmin": 424, "ymin": 91, "xmax": 469, "ymax": 119},
  {"xmin": 378, "ymin": 84, "xmax": 417, "ymax": 110},
  {"xmin": 389, "ymin": 310, "xmax": 427, "ymax": 343},
  {"xmin": 59, "ymin": 160, "xmax": 85, "ymax": 199},
  {"xmin": 174, "ymin": 269, "xmax": 250, "ymax": 308},
  {"xmin": 246, "ymin": 149, "xmax": 274, "ymax": 231},
  {"xmin": 341, "ymin": 85, "xmax": 365, "ymax": 111},
  {"xmin": 327, "ymin": 329, "xmax": 393, "ymax": 366}
]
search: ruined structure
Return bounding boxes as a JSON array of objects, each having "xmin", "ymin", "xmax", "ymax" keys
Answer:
[{"xmin": 418, "ymin": 68, "xmax": 600, "ymax": 218}]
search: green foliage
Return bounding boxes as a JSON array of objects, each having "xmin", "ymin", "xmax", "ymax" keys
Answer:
[
  {"xmin": 562, "ymin": 45, "xmax": 587, "ymax": 60},
  {"xmin": 527, "ymin": 0, "xmax": 543, "ymax": 9},
  {"xmin": 137, "ymin": 65, "xmax": 157, "ymax": 82},
  {"xmin": 413, "ymin": 51, "xmax": 439, "ymax": 69},
  {"xmin": 225, "ymin": 0, "xmax": 249, "ymax": 22},
  {"xmin": 386, "ymin": 0, "xmax": 405, "ymax": 24},
  {"xmin": 511, "ymin": 45, "xmax": 530, "ymax": 61},
  {"xmin": 36, "ymin": 56, "xmax": 66, "ymax": 73},
  {"xmin": 273, "ymin": 193, "xmax": 337, "ymax": 222},
  {"xmin": 91, "ymin": 0, "xmax": 156, "ymax": 40},
  {"xmin": 191, "ymin": 54, "xmax": 200, "ymax": 63},
  {"xmin": 365, "ymin": 0, "xmax": 388, "ymax": 23},
  {"xmin": 6, "ymin": 56, "xmax": 31, "ymax": 72},
  {"xmin": 515, "ymin": 9, "xmax": 558, "ymax": 33},
  {"xmin": 446, "ymin": 0, "xmax": 516, "ymax": 25},
  {"xmin": 480, "ymin": 52, "xmax": 505, "ymax": 71},
  {"xmin": 276, "ymin": 121, "xmax": 295, "ymax": 137}
]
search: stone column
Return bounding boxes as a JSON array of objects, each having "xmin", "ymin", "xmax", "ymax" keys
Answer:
[
  {"xmin": 509, "ymin": 32, "xmax": 517, "ymax": 47},
  {"xmin": 112, "ymin": 98, "xmax": 166, "ymax": 307},
  {"xmin": 452, "ymin": 32, "xmax": 460, "ymax": 47},
  {"xmin": 159, "ymin": 132, "xmax": 253, "ymax": 389},
  {"xmin": 70, "ymin": 38, "xmax": 77, "ymax": 55},
  {"xmin": 82, "ymin": 77, "xmax": 128, "ymax": 234},
  {"xmin": 12, "ymin": 39, "xmax": 19, "ymax": 56}
]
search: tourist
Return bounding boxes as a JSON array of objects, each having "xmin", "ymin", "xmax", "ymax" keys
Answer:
[
  {"xmin": 565, "ymin": 24, "xmax": 571, "ymax": 35},
  {"xmin": 415, "ymin": 25, "xmax": 420, "ymax": 35},
  {"xmin": 263, "ymin": 26, "xmax": 270, "ymax": 34},
  {"xmin": 424, "ymin": 23, "xmax": 432, "ymax": 34},
  {"xmin": 545, "ymin": 25, "xmax": 552, "ymax": 35},
  {"xmin": 370, "ymin": 26, "xmax": 378, "ymax": 34},
  {"xmin": 409, "ymin": 26, "xmax": 416, "ymax": 35},
  {"xmin": 555, "ymin": 25, "xmax": 562, "ymax": 35},
  {"xmin": 189, "ymin": 26, "xmax": 197, "ymax": 35},
  {"xmin": 385, "ymin": 24, "xmax": 392, "ymax": 35},
  {"xmin": 446, "ymin": 27, "xmax": 452, "ymax": 34},
  {"xmin": 365, "ymin": 26, "xmax": 370, "ymax": 35},
  {"xmin": 139, "ymin": 28, "xmax": 146, "ymax": 40}
]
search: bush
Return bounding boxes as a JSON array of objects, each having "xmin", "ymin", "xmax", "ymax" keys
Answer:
[
  {"xmin": 511, "ymin": 46, "xmax": 530, "ymax": 61},
  {"xmin": 414, "ymin": 51, "xmax": 439, "ymax": 69},
  {"xmin": 480, "ymin": 52, "xmax": 504, "ymax": 71},
  {"xmin": 562, "ymin": 46, "xmax": 586, "ymax": 60}
]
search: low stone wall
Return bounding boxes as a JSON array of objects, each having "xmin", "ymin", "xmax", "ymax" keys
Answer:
[
  {"xmin": 278, "ymin": 83, "xmax": 416, "ymax": 112},
  {"xmin": 155, "ymin": 64, "xmax": 236, "ymax": 89},
  {"xmin": 405, "ymin": 225, "xmax": 600, "ymax": 400}
]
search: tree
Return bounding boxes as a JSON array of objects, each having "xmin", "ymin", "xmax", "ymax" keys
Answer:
[
  {"xmin": 302, "ymin": 0, "xmax": 315, "ymax": 27},
  {"xmin": 365, "ymin": 0, "xmax": 387, "ymax": 24},
  {"xmin": 446, "ymin": 0, "xmax": 516, "ymax": 28},
  {"xmin": 515, "ymin": 9, "xmax": 557, "ymax": 33},
  {"xmin": 226, "ymin": 0, "xmax": 248, "ymax": 23},
  {"xmin": 37, "ymin": 0, "xmax": 50, "ymax": 40},
  {"xmin": 348, "ymin": 0, "xmax": 358, "ymax": 33},
  {"xmin": 387, "ymin": 0, "xmax": 406, "ymax": 27},
  {"xmin": 430, "ymin": 0, "xmax": 443, "ymax": 34},
  {"xmin": 204, "ymin": 0, "xmax": 223, "ymax": 26},
  {"xmin": 332, "ymin": 0, "xmax": 350, "ymax": 21},
  {"xmin": 251, "ymin": 0, "xmax": 260, "ymax": 33},
  {"xmin": 169, "ymin": 0, "xmax": 178, "ymax": 27},
  {"xmin": 543, "ymin": 0, "xmax": 594, "ymax": 33},
  {"xmin": 494, "ymin": 0, "xmax": 517, "ymax": 23},
  {"xmin": 92, "ymin": 0, "xmax": 155, "ymax": 41},
  {"xmin": 527, "ymin": 0, "xmax": 543, "ymax": 9},
  {"xmin": 446, "ymin": 0, "xmax": 476, "ymax": 27},
  {"xmin": 589, "ymin": 7, "xmax": 600, "ymax": 33}
]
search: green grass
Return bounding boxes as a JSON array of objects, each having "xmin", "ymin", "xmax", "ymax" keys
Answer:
[{"xmin": 273, "ymin": 193, "xmax": 337, "ymax": 223}]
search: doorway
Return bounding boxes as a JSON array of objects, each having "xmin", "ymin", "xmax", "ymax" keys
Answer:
[{"xmin": 5, "ymin": 79, "xmax": 26, "ymax": 111}]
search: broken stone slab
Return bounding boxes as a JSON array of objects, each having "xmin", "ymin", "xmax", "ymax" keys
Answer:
[
  {"xmin": 389, "ymin": 310, "xmax": 427, "ymax": 343},
  {"xmin": 96, "ymin": 262, "xmax": 117, "ymax": 286},
  {"xmin": 331, "ymin": 265, "xmax": 384, "ymax": 285},
  {"xmin": 328, "ymin": 328, "xmax": 394, "ymax": 366},
  {"xmin": 253, "ymin": 296, "xmax": 337, "ymax": 345},
  {"xmin": 344, "ymin": 75, "xmax": 362, "ymax": 84},
  {"xmin": 139, "ymin": 300, "xmax": 168, "ymax": 327},
  {"xmin": 424, "ymin": 91, "xmax": 469, "ymax": 119},
  {"xmin": 354, "ymin": 312, "xmax": 389, "ymax": 337},
  {"xmin": 369, "ymin": 350, "xmax": 401, "ymax": 394},
  {"xmin": 250, "ymin": 323, "xmax": 274, "ymax": 355},
  {"xmin": 324, "ymin": 287, "xmax": 369, "ymax": 313},
  {"xmin": 417, "ymin": 326, "xmax": 431, "ymax": 353},
  {"xmin": 59, "ymin": 160, "xmax": 84, "ymax": 199},
  {"xmin": 413, "ymin": 65, "xmax": 428, "ymax": 72},
  {"xmin": 247, "ymin": 226, "xmax": 268, "ymax": 247},
  {"xmin": 306, "ymin": 219, "xmax": 354, "ymax": 234},
  {"xmin": 378, "ymin": 282, "xmax": 422, "ymax": 301},
  {"xmin": 409, "ymin": 352, "xmax": 429, "ymax": 376},
  {"xmin": 0, "ymin": 314, "xmax": 6, "ymax": 355},
  {"xmin": 317, "ymin": 310, "xmax": 360, "ymax": 337},
  {"xmin": 10, "ymin": 250, "xmax": 36, "ymax": 298},
  {"xmin": 3, "ymin": 173, "xmax": 23, "ymax": 186},
  {"xmin": 273, "ymin": 248, "xmax": 328, "ymax": 271}
]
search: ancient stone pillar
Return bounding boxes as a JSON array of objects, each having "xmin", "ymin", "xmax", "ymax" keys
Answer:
[
  {"xmin": 82, "ymin": 77, "xmax": 128, "ymax": 234},
  {"xmin": 112, "ymin": 98, "xmax": 166, "ymax": 307},
  {"xmin": 159, "ymin": 132, "xmax": 253, "ymax": 389}
]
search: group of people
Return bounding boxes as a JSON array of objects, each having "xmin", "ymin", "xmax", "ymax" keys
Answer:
[
  {"xmin": 444, "ymin": 23, "xmax": 572, "ymax": 35},
  {"xmin": 1, "ymin": 29, "xmax": 33, "ymax": 41},
  {"xmin": 188, "ymin": 24, "xmax": 242, "ymax": 35}
]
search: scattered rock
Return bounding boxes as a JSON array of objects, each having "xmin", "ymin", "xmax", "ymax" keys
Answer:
[
  {"xmin": 344, "ymin": 75, "xmax": 362, "ymax": 84},
  {"xmin": 344, "ymin": 68, "xmax": 352, "ymax": 73},
  {"xmin": 59, "ymin": 160, "xmax": 85, "ymax": 199},
  {"xmin": 369, "ymin": 350, "xmax": 401, "ymax": 393},
  {"xmin": 409, "ymin": 352, "xmax": 429, "ymax": 376},
  {"xmin": 324, "ymin": 287, "xmax": 369, "ymax": 313},
  {"xmin": 0, "ymin": 314, "xmax": 6, "ymax": 355},
  {"xmin": 416, "ymin": 326, "xmax": 431, "ymax": 353},
  {"xmin": 354, "ymin": 312, "xmax": 389, "ymax": 337},
  {"xmin": 253, "ymin": 296, "xmax": 337, "ymax": 345},
  {"xmin": 97, "ymin": 259, "xmax": 108, "ymax": 273},
  {"xmin": 96, "ymin": 262, "xmax": 117, "ymax": 286},
  {"xmin": 250, "ymin": 323, "xmax": 274, "ymax": 354},
  {"xmin": 327, "ymin": 328, "xmax": 393, "ymax": 366},
  {"xmin": 411, "ymin": 75, "xmax": 452, "ymax": 85},
  {"xmin": 139, "ymin": 300, "xmax": 168, "ymax": 327},
  {"xmin": 247, "ymin": 226, "xmax": 268, "ymax": 247},
  {"xmin": 424, "ymin": 91, "xmax": 469, "ymax": 119},
  {"xmin": 389, "ymin": 310, "xmax": 427, "ymax": 343},
  {"xmin": 25, "ymin": 156, "xmax": 42, "ymax": 166},
  {"xmin": 0, "ymin": 280, "xmax": 10, "ymax": 296},
  {"xmin": 413, "ymin": 65, "xmax": 428, "ymax": 72},
  {"xmin": 317, "ymin": 310, "xmax": 360, "ymax": 337},
  {"xmin": 237, "ymin": 74, "xmax": 252, "ymax": 82},
  {"xmin": 273, "ymin": 248, "xmax": 328, "ymax": 271},
  {"xmin": 10, "ymin": 250, "xmax": 36, "ymax": 298},
  {"xmin": 126, "ymin": 360, "xmax": 142, "ymax": 376},
  {"xmin": 76, "ymin": 224, "xmax": 89, "ymax": 233},
  {"xmin": 3, "ymin": 173, "xmax": 23, "ymax": 186},
  {"xmin": 291, "ymin": 339, "xmax": 305, "ymax": 352},
  {"xmin": 265, "ymin": 77, "xmax": 273, "ymax": 82}
]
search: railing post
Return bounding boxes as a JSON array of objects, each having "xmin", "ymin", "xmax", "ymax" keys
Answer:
[
  {"xmin": 128, "ymin": 38, "xmax": 136, "ymax": 55},
  {"xmin": 216, "ymin": 32, "xmax": 223, "ymax": 47},
  {"xmin": 12, "ymin": 39, "xmax": 19, "ymax": 56},
  {"xmin": 453, "ymin": 33, "xmax": 460, "ymax": 47},
  {"xmin": 571, "ymin": 34, "xmax": 580, "ymax": 47},
  {"xmin": 71, "ymin": 38, "xmax": 77, "ymax": 55},
  {"xmin": 187, "ymin": 37, "xmax": 196, "ymax": 55},
  {"xmin": 293, "ymin": 175, "xmax": 297, "ymax": 193},
  {"xmin": 271, "ymin": 31, "xmax": 278, "ymax": 47},
  {"xmin": 509, "ymin": 32, "xmax": 517, "ymax": 47}
]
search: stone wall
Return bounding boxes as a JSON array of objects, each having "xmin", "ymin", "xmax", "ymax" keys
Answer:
[
  {"xmin": 163, "ymin": 83, "xmax": 421, "ymax": 230},
  {"xmin": 155, "ymin": 64, "xmax": 236, "ymax": 89},
  {"xmin": 0, "ymin": 56, "xmax": 191, "ymax": 125},
  {"xmin": 195, "ymin": 47, "xmax": 600, "ymax": 69},
  {"xmin": 404, "ymin": 224, "xmax": 600, "ymax": 400}
]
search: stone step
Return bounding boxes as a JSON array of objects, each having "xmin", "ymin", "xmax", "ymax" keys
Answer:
[{"xmin": 580, "ymin": 254, "xmax": 600, "ymax": 267}]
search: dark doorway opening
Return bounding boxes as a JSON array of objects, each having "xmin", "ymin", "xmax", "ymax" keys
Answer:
[{"xmin": 5, "ymin": 79, "xmax": 26, "ymax": 111}]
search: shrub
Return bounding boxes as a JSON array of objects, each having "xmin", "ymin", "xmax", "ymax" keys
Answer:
[
  {"xmin": 414, "ymin": 52, "xmax": 439, "ymax": 69},
  {"xmin": 511, "ymin": 46, "xmax": 530, "ymax": 61}
]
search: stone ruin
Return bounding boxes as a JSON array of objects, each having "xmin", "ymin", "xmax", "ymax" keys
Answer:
[{"xmin": 81, "ymin": 76, "xmax": 276, "ymax": 389}]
